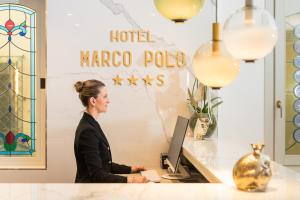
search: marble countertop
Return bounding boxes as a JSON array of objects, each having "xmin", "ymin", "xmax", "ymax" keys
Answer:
[
  {"xmin": 1, "ymin": 137, "xmax": 300, "ymax": 200},
  {"xmin": 183, "ymin": 137, "xmax": 300, "ymax": 189}
]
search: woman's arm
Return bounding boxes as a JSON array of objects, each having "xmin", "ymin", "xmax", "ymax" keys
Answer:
[
  {"xmin": 111, "ymin": 162, "xmax": 131, "ymax": 174},
  {"xmin": 112, "ymin": 163, "xmax": 146, "ymax": 174}
]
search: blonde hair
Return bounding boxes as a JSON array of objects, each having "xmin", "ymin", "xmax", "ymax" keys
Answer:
[{"xmin": 74, "ymin": 79, "xmax": 105, "ymax": 107}]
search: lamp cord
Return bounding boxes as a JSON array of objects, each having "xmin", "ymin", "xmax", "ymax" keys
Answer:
[{"xmin": 216, "ymin": 0, "xmax": 218, "ymax": 23}]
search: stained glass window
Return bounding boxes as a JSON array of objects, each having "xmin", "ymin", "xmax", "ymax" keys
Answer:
[{"xmin": 0, "ymin": 4, "xmax": 36, "ymax": 156}]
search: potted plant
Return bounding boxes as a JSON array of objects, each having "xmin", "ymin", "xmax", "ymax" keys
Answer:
[{"xmin": 187, "ymin": 79, "xmax": 223, "ymax": 138}]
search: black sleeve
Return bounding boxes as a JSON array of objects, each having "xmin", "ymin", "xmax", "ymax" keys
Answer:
[
  {"xmin": 111, "ymin": 162, "xmax": 131, "ymax": 174},
  {"xmin": 79, "ymin": 129, "xmax": 128, "ymax": 183}
]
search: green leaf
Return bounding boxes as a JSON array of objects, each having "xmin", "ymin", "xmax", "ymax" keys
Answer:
[
  {"xmin": 192, "ymin": 79, "xmax": 197, "ymax": 94},
  {"xmin": 202, "ymin": 107, "xmax": 208, "ymax": 113},
  {"xmin": 188, "ymin": 89, "xmax": 198, "ymax": 108},
  {"xmin": 203, "ymin": 86, "xmax": 207, "ymax": 105},
  {"xmin": 212, "ymin": 101, "xmax": 223, "ymax": 109},
  {"xmin": 202, "ymin": 102, "xmax": 208, "ymax": 113},
  {"xmin": 188, "ymin": 88, "xmax": 192, "ymax": 100},
  {"xmin": 211, "ymin": 100, "xmax": 223, "ymax": 107},
  {"xmin": 211, "ymin": 97, "xmax": 221, "ymax": 102}
]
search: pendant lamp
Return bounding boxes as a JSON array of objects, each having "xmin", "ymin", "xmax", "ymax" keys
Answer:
[
  {"xmin": 192, "ymin": 0, "xmax": 240, "ymax": 89},
  {"xmin": 154, "ymin": 0, "xmax": 205, "ymax": 23},
  {"xmin": 223, "ymin": 0, "xmax": 278, "ymax": 62}
]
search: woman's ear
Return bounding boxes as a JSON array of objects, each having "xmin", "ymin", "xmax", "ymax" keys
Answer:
[{"xmin": 89, "ymin": 97, "xmax": 96, "ymax": 107}]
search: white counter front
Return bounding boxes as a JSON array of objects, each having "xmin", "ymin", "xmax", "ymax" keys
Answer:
[{"xmin": 1, "ymin": 181, "xmax": 299, "ymax": 200}]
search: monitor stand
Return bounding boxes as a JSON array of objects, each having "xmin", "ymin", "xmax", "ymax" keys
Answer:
[{"xmin": 161, "ymin": 164, "xmax": 191, "ymax": 180}]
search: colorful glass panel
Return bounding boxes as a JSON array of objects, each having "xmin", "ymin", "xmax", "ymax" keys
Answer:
[{"xmin": 0, "ymin": 4, "xmax": 36, "ymax": 156}]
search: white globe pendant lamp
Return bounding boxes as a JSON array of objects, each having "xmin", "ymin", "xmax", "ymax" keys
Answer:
[
  {"xmin": 154, "ymin": 0, "xmax": 205, "ymax": 23},
  {"xmin": 193, "ymin": 23, "xmax": 240, "ymax": 89},
  {"xmin": 223, "ymin": 0, "xmax": 278, "ymax": 62}
]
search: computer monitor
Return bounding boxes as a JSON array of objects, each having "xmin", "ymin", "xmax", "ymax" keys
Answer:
[{"xmin": 162, "ymin": 116, "xmax": 190, "ymax": 180}]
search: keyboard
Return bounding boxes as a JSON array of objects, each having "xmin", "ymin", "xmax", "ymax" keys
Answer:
[{"xmin": 141, "ymin": 170, "xmax": 161, "ymax": 183}]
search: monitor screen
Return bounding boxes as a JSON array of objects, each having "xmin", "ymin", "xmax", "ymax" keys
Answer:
[{"xmin": 167, "ymin": 116, "xmax": 189, "ymax": 173}]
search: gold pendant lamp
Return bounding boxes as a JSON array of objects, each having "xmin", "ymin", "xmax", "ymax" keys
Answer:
[{"xmin": 193, "ymin": 0, "xmax": 240, "ymax": 89}]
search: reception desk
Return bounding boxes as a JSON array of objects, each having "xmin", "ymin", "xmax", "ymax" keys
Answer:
[
  {"xmin": 182, "ymin": 137, "xmax": 300, "ymax": 189},
  {"xmin": 1, "ymin": 137, "xmax": 300, "ymax": 200}
]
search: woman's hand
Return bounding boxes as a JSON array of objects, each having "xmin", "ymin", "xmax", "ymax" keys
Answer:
[
  {"xmin": 127, "ymin": 176, "xmax": 149, "ymax": 183},
  {"xmin": 131, "ymin": 165, "xmax": 146, "ymax": 173}
]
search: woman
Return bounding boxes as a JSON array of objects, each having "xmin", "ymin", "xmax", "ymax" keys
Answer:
[{"xmin": 74, "ymin": 79, "xmax": 148, "ymax": 183}]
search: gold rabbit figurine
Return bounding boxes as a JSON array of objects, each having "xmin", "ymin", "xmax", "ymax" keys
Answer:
[{"xmin": 233, "ymin": 144, "xmax": 272, "ymax": 192}]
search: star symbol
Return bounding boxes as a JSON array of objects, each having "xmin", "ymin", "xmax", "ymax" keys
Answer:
[
  {"xmin": 127, "ymin": 75, "xmax": 138, "ymax": 86},
  {"xmin": 113, "ymin": 75, "xmax": 123, "ymax": 85},
  {"xmin": 142, "ymin": 75, "xmax": 153, "ymax": 86}
]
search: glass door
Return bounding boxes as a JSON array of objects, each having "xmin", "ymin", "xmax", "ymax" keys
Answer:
[{"xmin": 275, "ymin": 0, "xmax": 300, "ymax": 165}]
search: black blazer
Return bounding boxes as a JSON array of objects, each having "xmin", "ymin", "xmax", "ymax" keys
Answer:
[{"xmin": 74, "ymin": 112, "xmax": 131, "ymax": 183}]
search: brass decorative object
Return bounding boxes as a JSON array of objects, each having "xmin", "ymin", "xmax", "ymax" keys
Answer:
[{"xmin": 233, "ymin": 144, "xmax": 272, "ymax": 192}]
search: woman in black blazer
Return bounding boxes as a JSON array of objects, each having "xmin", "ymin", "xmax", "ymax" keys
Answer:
[{"xmin": 74, "ymin": 80, "xmax": 148, "ymax": 183}]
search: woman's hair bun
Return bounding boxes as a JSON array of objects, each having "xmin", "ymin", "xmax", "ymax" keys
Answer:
[{"xmin": 74, "ymin": 81, "xmax": 84, "ymax": 93}]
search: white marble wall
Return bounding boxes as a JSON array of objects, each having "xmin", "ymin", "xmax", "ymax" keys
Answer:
[
  {"xmin": 46, "ymin": 0, "xmax": 214, "ymax": 182},
  {"xmin": 0, "ymin": 0, "xmax": 266, "ymax": 182}
]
